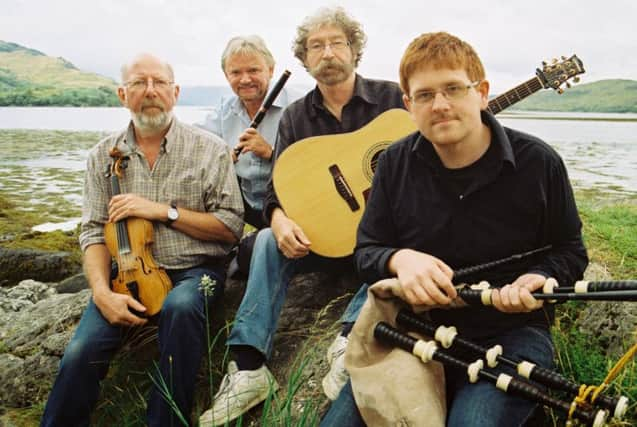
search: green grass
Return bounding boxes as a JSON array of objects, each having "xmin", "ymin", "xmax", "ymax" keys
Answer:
[
  {"xmin": 0, "ymin": 41, "xmax": 119, "ymax": 106},
  {"xmin": 546, "ymin": 195, "xmax": 637, "ymax": 426}
]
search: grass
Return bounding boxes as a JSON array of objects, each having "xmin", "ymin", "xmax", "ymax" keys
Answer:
[{"xmin": 545, "ymin": 194, "xmax": 637, "ymax": 426}]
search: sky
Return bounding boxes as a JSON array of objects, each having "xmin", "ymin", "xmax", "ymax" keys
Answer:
[{"xmin": 2, "ymin": 0, "xmax": 636, "ymax": 95}]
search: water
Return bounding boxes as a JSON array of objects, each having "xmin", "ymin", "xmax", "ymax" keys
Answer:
[{"xmin": 0, "ymin": 107, "xmax": 635, "ymax": 231}]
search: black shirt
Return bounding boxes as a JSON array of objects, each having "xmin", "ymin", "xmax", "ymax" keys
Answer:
[
  {"xmin": 355, "ymin": 111, "xmax": 588, "ymax": 337},
  {"xmin": 263, "ymin": 74, "xmax": 404, "ymax": 223}
]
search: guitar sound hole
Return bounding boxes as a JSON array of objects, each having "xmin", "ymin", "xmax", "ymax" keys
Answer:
[{"xmin": 362, "ymin": 141, "xmax": 392, "ymax": 182}]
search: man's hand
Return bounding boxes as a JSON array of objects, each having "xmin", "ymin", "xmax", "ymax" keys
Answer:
[
  {"xmin": 93, "ymin": 289, "xmax": 148, "ymax": 326},
  {"xmin": 389, "ymin": 249, "xmax": 456, "ymax": 306},
  {"xmin": 491, "ymin": 273, "xmax": 545, "ymax": 313},
  {"xmin": 236, "ymin": 128, "xmax": 273, "ymax": 159},
  {"xmin": 270, "ymin": 208, "xmax": 311, "ymax": 259},
  {"xmin": 108, "ymin": 194, "xmax": 164, "ymax": 223}
]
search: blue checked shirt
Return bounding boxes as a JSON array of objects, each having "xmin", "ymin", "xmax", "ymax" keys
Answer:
[{"xmin": 197, "ymin": 86, "xmax": 300, "ymax": 211}]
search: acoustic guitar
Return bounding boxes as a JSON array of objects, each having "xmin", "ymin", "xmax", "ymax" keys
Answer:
[{"xmin": 273, "ymin": 55, "xmax": 585, "ymax": 258}]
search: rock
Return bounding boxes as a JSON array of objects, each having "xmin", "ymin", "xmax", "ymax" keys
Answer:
[
  {"xmin": 2, "ymin": 291, "xmax": 89, "ymax": 358},
  {"xmin": 53, "ymin": 273, "xmax": 88, "ymax": 294},
  {"xmin": 0, "ymin": 279, "xmax": 57, "ymax": 313},
  {"xmin": 0, "ymin": 247, "xmax": 81, "ymax": 288},
  {"xmin": 574, "ymin": 263, "xmax": 637, "ymax": 358}
]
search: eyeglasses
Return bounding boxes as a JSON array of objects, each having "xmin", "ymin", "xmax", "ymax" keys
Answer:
[
  {"xmin": 410, "ymin": 81, "xmax": 481, "ymax": 105},
  {"xmin": 306, "ymin": 40, "xmax": 350, "ymax": 55},
  {"xmin": 124, "ymin": 78, "xmax": 174, "ymax": 91}
]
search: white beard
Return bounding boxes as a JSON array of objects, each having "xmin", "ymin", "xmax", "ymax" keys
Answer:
[{"xmin": 132, "ymin": 109, "xmax": 173, "ymax": 133}]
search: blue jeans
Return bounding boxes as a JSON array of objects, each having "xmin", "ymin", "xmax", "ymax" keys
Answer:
[
  {"xmin": 227, "ymin": 228, "xmax": 361, "ymax": 358},
  {"xmin": 321, "ymin": 326, "xmax": 554, "ymax": 427},
  {"xmin": 40, "ymin": 262, "xmax": 225, "ymax": 427}
]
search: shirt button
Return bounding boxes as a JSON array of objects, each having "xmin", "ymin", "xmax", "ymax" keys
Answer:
[{"xmin": 459, "ymin": 194, "xmax": 464, "ymax": 200}]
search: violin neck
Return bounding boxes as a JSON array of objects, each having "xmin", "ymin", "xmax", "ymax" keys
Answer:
[{"xmin": 110, "ymin": 174, "xmax": 132, "ymax": 255}]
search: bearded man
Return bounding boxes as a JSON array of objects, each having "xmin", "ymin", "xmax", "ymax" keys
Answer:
[
  {"xmin": 40, "ymin": 53, "xmax": 244, "ymax": 427},
  {"xmin": 198, "ymin": 7, "xmax": 404, "ymax": 426}
]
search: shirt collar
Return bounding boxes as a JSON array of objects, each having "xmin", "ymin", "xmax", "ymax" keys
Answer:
[{"xmin": 412, "ymin": 110, "xmax": 516, "ymax": 171}]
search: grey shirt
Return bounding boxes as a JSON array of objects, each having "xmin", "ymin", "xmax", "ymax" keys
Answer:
[{"xmin": 80, "ymin": 118, "xmax": 244, "ymax": 269}]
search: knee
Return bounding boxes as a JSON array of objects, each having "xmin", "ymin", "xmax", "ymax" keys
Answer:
[
  {"xmin": 58, "ymin": 336, "xmax": 106, "ymax": 374},
  {"xmin": 255, "ymin": 228, "xmax": 279, "ymax": 255},
  {"xmin": 162, "ymin": 289, "xmax": 201, "ymax": 320}
]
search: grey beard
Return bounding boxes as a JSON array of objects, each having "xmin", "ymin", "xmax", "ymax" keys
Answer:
[{"xmin": 132, "ymin": 110, "xmax": 173, "ymax": 133}]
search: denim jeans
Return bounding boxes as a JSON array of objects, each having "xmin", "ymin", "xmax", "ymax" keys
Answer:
[
  {"xmin": 227, "ymin": 228, "xmax": 361, "ymax": 358},
  {"xmin": 320, "ymin": 325, "xmax": 554, "ymax": 427},
  {"xmin": 40, "ymin": 263, "xmax": 225, "ymax": 427}
]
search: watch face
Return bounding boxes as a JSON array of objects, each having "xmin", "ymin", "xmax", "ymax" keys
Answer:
[{"xmin": 168, "ymin": 207, "xmax": 179, "ymax": 221}]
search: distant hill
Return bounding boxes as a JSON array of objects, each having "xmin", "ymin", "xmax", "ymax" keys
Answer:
[
  {"xmin": 0, "ymin": 40, "xmax": 119, "ymax": 106},
  {"xmin": 510, "ymin": 79, "xmax": 637, "ymax": 113}
]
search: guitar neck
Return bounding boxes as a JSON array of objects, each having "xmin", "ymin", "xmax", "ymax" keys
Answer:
[{"xmin": 486, "ymin": 76, "xmax": 544, "ymax": 115}]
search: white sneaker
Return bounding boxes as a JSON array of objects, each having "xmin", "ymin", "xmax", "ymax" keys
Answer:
[
  {"xmin": 199, "ymin": 361, "xmax": 279, "ymax": 426},
  {"xmin": 322, "ymin": 335, "xmax": 350, "ymax": 400}
]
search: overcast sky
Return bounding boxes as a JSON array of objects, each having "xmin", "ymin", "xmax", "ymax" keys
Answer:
[{"xmin": 3, "ymin": 0, "xmax": 635, "ymax": 94}]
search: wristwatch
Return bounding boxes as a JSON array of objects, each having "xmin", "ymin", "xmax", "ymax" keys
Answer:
[{"xmin": 166, "ymin": 204, "xmax": 179, "ymax": 227}]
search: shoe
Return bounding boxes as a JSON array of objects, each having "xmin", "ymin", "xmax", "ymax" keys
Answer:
[
  {"xmin": 322, "ymin": 335, "xmax": 350, "ymax": 400},
  {"xmin": 199, "ymin": 361, "xmax": 279, "ymax": 426}
]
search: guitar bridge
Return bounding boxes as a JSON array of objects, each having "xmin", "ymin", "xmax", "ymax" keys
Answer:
[{"xmin": 328, "ymin": 164, "xmax": 360, "ymax": 212}]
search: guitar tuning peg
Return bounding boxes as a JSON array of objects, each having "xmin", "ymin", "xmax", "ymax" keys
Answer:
[{"xmin": 573, "ymin": 77, "xmax": 580, "ymax": 83}]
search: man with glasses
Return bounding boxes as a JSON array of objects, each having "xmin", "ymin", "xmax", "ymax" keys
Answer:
[
  {"xmin": 40, "ymin": 53, "xmax": 244, "ymax": 427},
  {"xmin": 321, "ymin": 31, "xmax": 587, "ymax": 426},
  {"xmin": 198, "ymin": 7, "xmax": 404, "ymax": 426}
]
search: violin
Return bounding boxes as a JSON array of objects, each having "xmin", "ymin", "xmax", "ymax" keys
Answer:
[{"xmin": 104, "ymin": 147, "xmax": 172, "ymax": 316}]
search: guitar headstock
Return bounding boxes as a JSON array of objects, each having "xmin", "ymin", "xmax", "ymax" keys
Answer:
[{"xmin": 536, "ymin": 54, "xmax": 585, "ymax": 94}]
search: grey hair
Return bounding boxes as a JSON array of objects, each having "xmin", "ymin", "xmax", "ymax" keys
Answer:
[
  {"xmin": 221, "ymin": 35, "xmax": 276, "ymax": 71},
  {"xmin": 292, "ymin": 6, "xmax": 367, "ymax": 68},
  {"xmin": 120, "ymin": 53, "xmax": 175, "ymax": 83}
]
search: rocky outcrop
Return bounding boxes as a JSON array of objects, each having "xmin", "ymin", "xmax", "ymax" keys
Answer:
[
  {"xmin": 0, "ymin": 247, "xmax": 81, "ymax": 288},
  {"xmin": 0, "ymin": 270, "xmax": 358, "ymax": 415},
  {"xmin": 574, "ymin": 263, "xmax": 637, "ymax": 358}
]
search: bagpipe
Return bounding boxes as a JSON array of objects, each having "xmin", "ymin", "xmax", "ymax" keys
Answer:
[
  {"xmin": 370, "ymin": 247, "xmax": 635, "ymax": 426},
  {"xmin": 456, "ymin": 279, "xmax": 637, "ymax": 306}
]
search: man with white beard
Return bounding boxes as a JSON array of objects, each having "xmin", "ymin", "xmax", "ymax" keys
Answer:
[
  {"xmin": 40, "ymin": 53, "xmax": 244, "ymax": 427},
  {"xmin": 199, "ymin": 7, "xmax": 404, "ymax": 426}
]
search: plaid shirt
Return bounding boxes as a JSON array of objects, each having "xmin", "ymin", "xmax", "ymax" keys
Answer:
[{"xmin": 79, "ymin": 118, "xmax": 244, "ymax": 269}]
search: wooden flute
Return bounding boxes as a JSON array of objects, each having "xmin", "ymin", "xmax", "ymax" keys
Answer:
[{"xmin": 234, "ymin": 69, "xmax": 291, "ymax": 157}]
